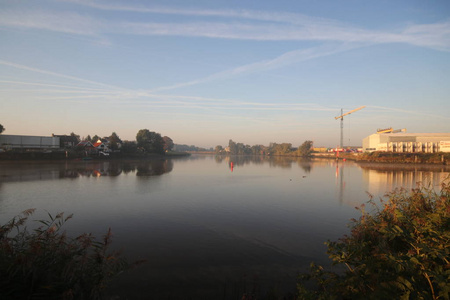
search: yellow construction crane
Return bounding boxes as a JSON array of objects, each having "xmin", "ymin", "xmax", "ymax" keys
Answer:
[
  {"xmin": 335, "ymin": 106, "xmax": 366, "ymax": 148},
  {"xmin": 377, "ymin": 127, "xmax": 393, "ymax": 133},
  {"xmin": 377, "ymin": 128, "xmax": 406, "ymax": 134}
]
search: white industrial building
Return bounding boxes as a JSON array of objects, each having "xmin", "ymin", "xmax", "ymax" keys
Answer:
[
  {"xmin": 362, "ymin": 132, "xmax": 450, "ymax": 153},
  {"xmin": 0, "ymin": 134, "xmax": 60, "ymax": 150}
]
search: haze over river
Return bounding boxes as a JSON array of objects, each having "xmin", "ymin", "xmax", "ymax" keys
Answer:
[{"xmin": 1, "ymin": 155, "xmax": 449, "ymax": 299}]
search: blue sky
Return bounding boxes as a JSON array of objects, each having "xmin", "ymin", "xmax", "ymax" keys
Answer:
[{"xmin": 1, "ymin": 0, "xmax": 449, "ymax": 148}]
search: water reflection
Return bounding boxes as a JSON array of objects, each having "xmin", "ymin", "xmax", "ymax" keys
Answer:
[
  {"xmin": 1, "ymin": 156, "xmax": 450, "ymax": 299},
  {"xmin": 215, "ymin": 155, "xmax": 313, "ymax": 173},
  {"xmin": 0, "ymin": 159, "xmax": 174, "ymax": 183},
  {"xmin": 2, "ymin": 157, "xmax": 448, "ymax": 202},
  {"xmin": 336, "ymin": 163, "xmax": 345, "ymax": 204},
  {"xmin": 360, "ymin": 163, "xmax": 450, "ymax": 196},
  {"xmin": 136, "ymin": 160, "xmax": 173, "ymax": 176}
]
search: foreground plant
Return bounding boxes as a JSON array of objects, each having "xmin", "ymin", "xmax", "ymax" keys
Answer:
[
  {"xmin": 0, "ymin": 209, "xmax": 129, "ymax": 300},
  {"xmin": 298, "ymin": 182, "xmax": 450, "ymax": 300}
]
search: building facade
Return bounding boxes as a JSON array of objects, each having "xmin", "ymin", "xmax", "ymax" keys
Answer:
[
  {"xmin": 52, "ymin": 134, "xmax": 79, "ymax": 148},
  {"xmin": 362, "ymin": 132, "xmax": 450, "ymax": 153},
  {"xmin": 0, "ymin": 135, "xmax": 60, "ymax": 150}
]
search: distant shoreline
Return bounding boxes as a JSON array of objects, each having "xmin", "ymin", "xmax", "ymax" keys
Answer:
[
  {"xmin": 1, "ymin": 151, "xmax": 449, "ymax": 166},
  {"xmin": 0, "ymin": 150, "xmax": 190, "ymax": 161}
]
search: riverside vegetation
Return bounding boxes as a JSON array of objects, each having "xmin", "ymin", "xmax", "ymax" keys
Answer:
[
  {"xmin": 0, "ymin": 210, "xmax": 133, "ymax": 300},
  {"xmin": 297, "ymin": 181, "xmax": 450, "ymax": 300},
  {"xmin": 352, "ymin": 151, "xmax": 450, "ymax": 164}
]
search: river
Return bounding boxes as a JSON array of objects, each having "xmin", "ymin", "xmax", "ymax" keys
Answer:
[{"xmin": 1, "ymin": 155, "xmax": 449, "ymax": 299}]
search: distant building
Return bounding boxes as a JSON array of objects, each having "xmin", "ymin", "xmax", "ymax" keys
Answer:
[
  {"xmin": 75, "ymin": 140, "xmax": 98, "ymax": 155},
  {"xmin": 76, "ymin": 140, "xmax": 95, "ymax": 148},
  {"xmin": 362, "ymin": 132, "xmax": 450, "ymax": 153},
  {"xmin": 52, "ymin": 134, "xmax": 79, "ymax": 148},
  {"xmin": 92, "ymin": 139, "xmax": 111, "ymax": 152},
  {"xmin": 313, "ymin": 147, "xmax": 328, "ymax": 153},
  {"xmin": 0, "ymin": 134, "xmax": 60, "ymax": 150}
]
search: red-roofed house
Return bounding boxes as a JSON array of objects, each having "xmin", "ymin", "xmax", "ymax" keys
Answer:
[
  {"xmin": 75, "ymin": 140, "xmax": 97, "ymax": 155},
  {"xmin": 76, "ymin": 141, "xmax": 95, "ymax": 148},
  {"xmin": 93, "ymin": 139, "xmax": 110, "ymax": 152}
]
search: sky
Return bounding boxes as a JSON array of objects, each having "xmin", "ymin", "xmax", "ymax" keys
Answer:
[{"xmin": 0, "ymin": 0, "xmax": 449, "ymax": 148}]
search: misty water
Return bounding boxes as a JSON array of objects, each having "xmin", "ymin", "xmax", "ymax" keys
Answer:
[{"xmin": 1, "ymin": 155, "xmax": 449, "ymax": 299}]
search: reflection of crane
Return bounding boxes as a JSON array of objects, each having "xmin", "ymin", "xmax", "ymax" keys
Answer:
[
  {"xmin": 335, "ymin": 163, "xmax": 345, "ymax": 204},
  {"xmin": 335, "ymin": 106, "xmax": 366, "ymax": 148}
]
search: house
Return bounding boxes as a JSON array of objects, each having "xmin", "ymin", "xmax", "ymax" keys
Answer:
[
  {"xmin": 92, "ymin": 139, "xmax": 111, "ymax": 152},
  {"xmin": 75, "ymin": 140, "xmax": 96, "ymax": 154},
  {"xmin": 76, "ymin": 141, "xmax": 95, "ymax": 148}
]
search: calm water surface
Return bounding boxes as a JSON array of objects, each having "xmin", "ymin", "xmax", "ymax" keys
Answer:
[{"xmin": 1, "ymin": 155, "xmax": 449, "ymax": 299}]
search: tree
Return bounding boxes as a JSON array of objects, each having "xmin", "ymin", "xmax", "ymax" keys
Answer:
[
  {"xmin": 251, "ymin": 145, "xmax": 264, "ymax": 155},
  {"xmin": 162, "ymin": 136, "xmax": 174, "ymax": 152},
  {"xmin": 91, "ymin": 135, "xmax": 100, "ymax": 143},
  {"xmin": 85, "ymin": 135, "xmax": 92, "ymax": 142},
  {"xmin": 70, "ymin": 132, "xmax": 80, "ymax": 143},
  {"xmin": 298, "ymin": 140, "xmax": 313, "ymax": 157},
  {"xmin": 121, "ymin": 141, "xmax": 137, "ymax": 154},
  {"xmin": 215, "ymin": 145, "xmax": 223, "ymax": 154},
  {"xmin": 278, "ymin": 143, "xmax": 292, "ymax": 155},
  {"xmin": 228, "ymin": 139, "xmax": 237, "ymax": 154},
  {"xmin": 269, "ymin": 142, "xmax": 292, "ymax": 156},
  {"xmin": 0, "ymin": 124, "xmax": 4, "ymax": 134},
  {"xmin": 109, "ymin": 132, "xmax": 122, "ymax": 150},
  {"xmin": 136, "ymin": 129, "xmax": 164, "ymax": 154}
]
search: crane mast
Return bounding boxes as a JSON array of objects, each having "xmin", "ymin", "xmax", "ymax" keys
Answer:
[{"xmin": 335, "ymin": 106, "xmax": 365, "ymax": 148}]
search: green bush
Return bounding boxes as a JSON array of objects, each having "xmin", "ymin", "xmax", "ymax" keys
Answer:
[
  {"xmin": 0, "ymin": 209, "xmax": 129, "ymax": 300},
  {"xmin": 298, "ymin": 182, "xmax": 450, "ymax": 300}
]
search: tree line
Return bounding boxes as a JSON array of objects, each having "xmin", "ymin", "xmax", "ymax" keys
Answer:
[
  {"xmin": 173, "ymin": 144, "xmax": 213, "ymax": 152},
  {"xmin": 0, "ymin": 123, "xmax": 205, "ymax": 156},
  {"xmin": 215, "ymin": 139, "xmax": 313, "ymax": 157},
  {"xmin": 74, "ymin": 129, "xmax": 174, "ymax": 155}
]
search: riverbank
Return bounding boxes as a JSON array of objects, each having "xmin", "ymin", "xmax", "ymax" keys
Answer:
[{"xmin": 313, "ymin": 151, "xmax": 450, "ymax": 165}]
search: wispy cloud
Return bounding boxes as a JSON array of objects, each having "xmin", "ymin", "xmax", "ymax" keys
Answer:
[
  {"xmin": 0, "ymin": 60, "xmax": 124, "ymax": 90},
  {"xmin": 59, "ymin": 0, "xmax": 341, "ymax": 26},
  {"xmin": 0, "ymin": 62, "xmax": 337, "ymax": 113},
  {"xmin": 0, "ymin": 80, "xmax": 114, "ymax": 91},
  {"xmin": 2, "ymin": 60, "xmax": 446, "ymax": 131},
  {"xmin": 400, "ymin": 22, "xmax": 450, "ymax": 51},
  {"xmin": 65, "ymin": 0, "xmax": 450, "ymax": 50},
  {"xmin": 2, "ymin": 2, "xmax": 449, "ymax": 50},
  {"xmin": 0, "ymin": 8, "xmax": 101, "ymax": 36},
  {"xmin": 150, "ymin": 42, "xmax": 365, "ymax": 92},
  {"xmin": 116, "ymin": 20, "xmax": 450, "ymax": 50},
  {"xmin": 370, "ymin": 105, "xmax": 450, "ymax": 120}
]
